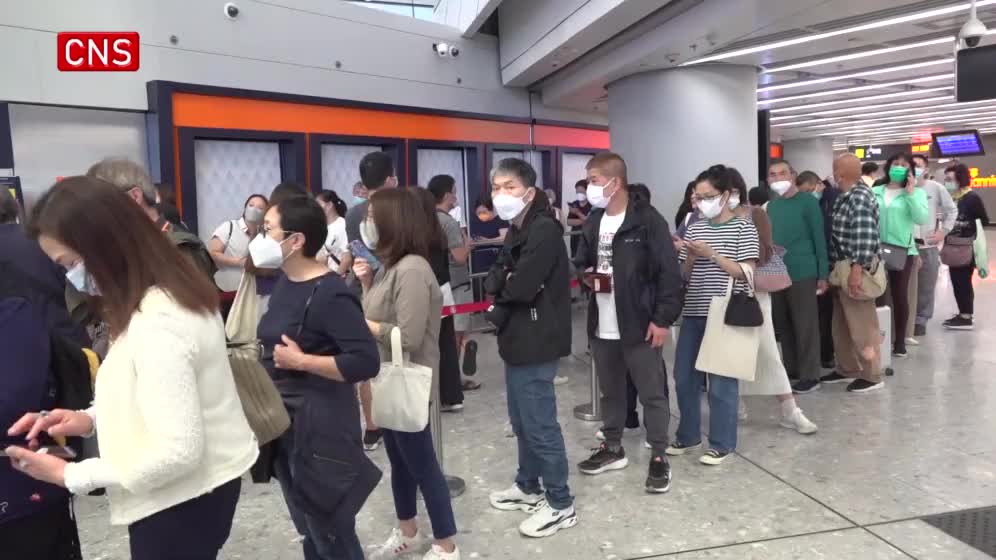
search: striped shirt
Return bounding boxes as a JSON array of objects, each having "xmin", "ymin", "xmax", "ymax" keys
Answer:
[{"xmin": 678, "ymin": 217, "xmax": 760, "ymax": 317}]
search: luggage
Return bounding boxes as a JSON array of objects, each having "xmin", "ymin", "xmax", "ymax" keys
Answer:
[{"xmin": 877, "ymin": 305, "xmax": 894, "ymax": 377}]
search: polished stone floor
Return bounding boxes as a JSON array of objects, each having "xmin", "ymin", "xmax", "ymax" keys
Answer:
[{"xmin": 78, "ymin": 239, "xmax": 996, "ymax": 559}]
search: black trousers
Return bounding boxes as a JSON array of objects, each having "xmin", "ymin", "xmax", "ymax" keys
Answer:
[
  {"xmin": 950, "ymin": 262, "xmax": 976, "ymax": 315},
  {"xmin": 817, "ymin": 291, "xmax": 834, "ymax": 365},
  {"xmin": 128, "ymin": 478, "xmax": 241, "ymax": 560},
  {"xmin": 0, "ymin": 500, "xmax": 81, "ymax": 560},
  {"xmin": 438, "ymin": 316, "xmax": 464, "ymax": 406}
]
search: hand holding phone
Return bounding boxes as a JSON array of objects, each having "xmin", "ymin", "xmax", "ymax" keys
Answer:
[
  {"xmin": 2, "ymin": 445, "xmax": 76, "ymax": 459},
  {"xmin": 349, "ymin": 240, "xmax": 380, "ymax": 269}
]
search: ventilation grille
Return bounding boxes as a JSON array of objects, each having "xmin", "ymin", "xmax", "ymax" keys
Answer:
[{"xmin": 922, "ymin": 506, "xmax": 996, "ymax": 557}]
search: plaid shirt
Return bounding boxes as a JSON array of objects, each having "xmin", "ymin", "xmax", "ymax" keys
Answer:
[{"xmin": 831, "ymin": 183, "xmax": 880, "ymax": 267}]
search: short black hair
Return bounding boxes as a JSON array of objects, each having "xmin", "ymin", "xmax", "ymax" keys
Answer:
[
  {"xmin": 796, "ymin": 170, "xmax": 822, "ymax": 187},
  {"xmin": 946, "ymin": 163, "xmax": 972, "ymax": 188},
  {"xmin": 629, "ymin": 183, "xmax": 651, "ymax": 203},
  {"xmin": 270, "ymin": 181, "xmax": 306, "ymax": 207},
  {"xmin": 748, "ymin": 186, "xmax": 770, "ymax": 206},
  {"xmin": 911, "ymin": 154, "xmax": 929, "ymax": 167},
  {"xmin": 275, "ymin": 196, "xmax": 327, "ymax": 258},
  {"xmin": 695, "ymin": 164, "xmax": 735, "ymax": 193},
  {"xmin": 575, "ymin": 179, "xmax": 588, "ymax": 190},
  {"xmin": 727, "ymin": 167, "xmax": 748, "ymax": 201},
  {"xmin": 491, "ymin": 158, "xmax": 537, "ymax": 188},
  {"xmin": 861, "ymin": 162, "xmax": 879, "ymax": 176},
  {"xmin": 359, "ymin": 151, "xmax": 395, "ymax": 190},
  {"xmin": 427, "ymin": 174, "xmax": 456, "ymax": 203},
  {"xmin": 768, "ymin": 158, "xmax": 794, "ymax": 174}
]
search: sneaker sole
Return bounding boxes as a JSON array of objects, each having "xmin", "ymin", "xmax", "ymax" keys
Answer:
[
  {"xmin": 821, "ymin": 377, "xmax": 850, "ymax": 385},
  {"xmin": 645, "ymin": 479, "xmax": 672, "ymax": 494},
  {"xmin": 579, "ymin": 457, "xmax": 629, "ymax": 475},
  {"xmin": 792, "ymin": 384, "xmax": 821, "ymax": 395},
  {"xmin": 519, "ymin": 512, "xmax": 578, "ymax": 538},
  {"xmin": 779, "ymin": 419, "xmax": 818, "ymax": 435},
  {"xmin": 848, "ymin": 383, "xmax": 885, "ymax": 394},
  {"xmin": 364, "ymin": 443, "xmax": 380, "ymax": 451},
  {"xmin": 699, "ymin": 453, "xmax": 730, "ymax": 466},
  {"xmin": 945, "ymin": 325, "xmax": 974, "ymax": 330},
  {"xmin": 489, "ymin": 498, "xmax": 545, "ymax": 513},
  {"xmin": 665, "ymin": 443, "xmax": 702, "ymax": 457}
]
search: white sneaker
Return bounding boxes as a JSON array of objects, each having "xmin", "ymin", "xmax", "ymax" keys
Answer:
[
  {"xmin": 644, "ymin": 441, "xmax": 651, "ymax": 449},
  {"xmin": 553, "ymin": 375, "xmax": 569, "ymax": 386},
  {"xmin": 518, "ymin": 502, "xmax": 578, "ymax": 538},
  {"xmin": 371, "ymin": 528, "xmax": 425, "ymax": 559},
  {"xmin": 594, "ymin": 429, "xmax": 605, "ymax": 441},
  {"xmin": 780, "ymin": 408, "xmax": 818, "ymax": 435},
  {"xmin": 905, "ymin": 337, "xmax": 919, "ymax": 347},
  {"xmin": 423, "ymin": 544, "xmax": 460, "ymax": 560},
  {"xmin": 489, "ymin": 484, "xmax": 546, "ymax": 513}
]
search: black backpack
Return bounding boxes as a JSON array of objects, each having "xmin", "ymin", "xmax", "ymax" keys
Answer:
[{"xmin": 168, "ymin": 229, "xmax": 218, "ymax": 279}]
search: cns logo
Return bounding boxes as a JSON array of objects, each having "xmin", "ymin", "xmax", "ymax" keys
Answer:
[{"xmin": 57, "ymin": 32, "xmax": 140, "ymax": 71}]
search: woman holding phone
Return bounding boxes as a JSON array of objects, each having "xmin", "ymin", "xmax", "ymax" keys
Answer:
[{"xmin": 6, "ymin": 176, "xmax": 258, "ymax": 559}]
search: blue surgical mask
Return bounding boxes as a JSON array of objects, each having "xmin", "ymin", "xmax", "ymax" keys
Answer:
[
  {"xmin": 353, "ymin": 196, "xmax": 367, "ymax": 206},
  {"xmin": 811, "ymin": 190, "xmax": 823, "ymax": 201},
  {"xmin": 66, "ymin": 261, "xmax": 100, "ymax": 296}
]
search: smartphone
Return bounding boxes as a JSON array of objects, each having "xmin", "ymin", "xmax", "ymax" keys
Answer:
[
  {"xmin": 0, "ymin": 445, "xmax": 77, "ymax": 459},
  {"xmin": 349, "ymin": 240, "xmax": 381, "ymax": 268}
]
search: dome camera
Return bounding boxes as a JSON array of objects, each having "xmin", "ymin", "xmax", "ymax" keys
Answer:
[
  {"xmin": 224, "ymin": 2, "xmax": 240, "ymax": 20},
  {"xmin": 433, "ymin": 42, "xmax": 450, "ymax": 57},
  {"xmin": 959, "ymin": 0, "xmax": 988, "ymax": 48}
]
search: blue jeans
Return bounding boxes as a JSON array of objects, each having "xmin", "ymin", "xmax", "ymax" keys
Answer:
[
  {"xmin": 505, "ymin": 360, "xmax": 573, "ymax": 510},
  {"xmin": 674, "ymin": 316, "xmax": 740, "ymax": 453},
  {"xmin": 274, "ymin": 431, "xmax": 364, "ymax": 560},
  {"xmin": 382, "ymin": 426, "xmax": 457, "ymax": 540}
]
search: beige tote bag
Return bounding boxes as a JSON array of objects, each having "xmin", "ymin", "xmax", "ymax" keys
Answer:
[
  {"xmin": 694, "ymin": 264, "xmax": 760, "ymax": 381},
  {"xmin": 225, "ymin": 272, "xmax": 290, "ymax": 445}
]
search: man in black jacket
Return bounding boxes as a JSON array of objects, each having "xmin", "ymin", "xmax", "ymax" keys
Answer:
[
  {"xmin": 574, "ymin": 152, "xmax": 683, "ymax": 494},
  {"xmin": 484, "ymin": 158, "xmax": 576, "ymax": 539}
]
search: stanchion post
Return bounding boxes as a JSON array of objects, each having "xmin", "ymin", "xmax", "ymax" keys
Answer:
[
  {"xmin": 573, "ymin": 346, "xmax": 601, "ymax": 421},
  {"xmin": 431, "ymin": 380, "xmax": 466, "ymax": 498}
]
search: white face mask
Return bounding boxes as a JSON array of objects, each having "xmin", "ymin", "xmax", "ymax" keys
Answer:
[
  {"xmin": 587, "ymin": 178, "xmax": 616, "ymax": 209},
  {"xmin": 698, "ymin": 195, "xmax": 726, "ymax": 219},
  {"xmin": 360, "ymin": 220, "xmax": 379, "ymax": 250},
  {"xmin": 248, "ymin": 234, "xmax": 292, "ymax": 269},
  {"xmin": 66, "ymin": 261, "xmax": 100, "ymax": 296},
  {"xmin": 576, "ymin": 192, "xmax": 588, "ymax": 203},
  {"xmin": 728, "ymin": 195, "xmax": 741, "ymax": 210},
  {"xmin": 493, "ymin": 192, "xmax": 529, "ymax": 221},
  {"xmin": 770, "ymin": 180, "xmax": 792, "ymax": 196}
]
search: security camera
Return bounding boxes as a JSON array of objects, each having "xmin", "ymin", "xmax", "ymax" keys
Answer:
[
  {"xmin": 448, "ymin": 46, "xmax": 459, "ymax": 58},
  {"xmin": 959, "ymin": 0, "xmax": 988, "ymax": 48},
  {"xmin": 224, "ymin": 2, "xmax": 240, "ymax": 20},
  {"xmin": 432, "ymin": 42, "xmax": 460, "ymax": 58}
]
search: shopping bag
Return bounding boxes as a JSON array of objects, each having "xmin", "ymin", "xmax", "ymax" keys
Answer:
[
  {"xmin": 225, "ymin": 272, "xmax": 290, "ymax": 445},
  {"xmin": 695, "ymin": 264, "xmax": 760, "ymax": 381},
  {"xmin": 974, "ymin": 219, "xmax": 989, "ymax": 279},
  {"xmin": 370, "ymin": 328, "xmax": 434, "ymax": 432}
]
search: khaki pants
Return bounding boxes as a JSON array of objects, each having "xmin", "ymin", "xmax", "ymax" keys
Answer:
[{"xmin": 832, "ymin": 288, "xmax": 882, "ymax": 383}]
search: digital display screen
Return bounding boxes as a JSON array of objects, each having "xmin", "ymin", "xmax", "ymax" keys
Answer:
[
  {"xmin": 933, "ymin": 131, "xmax": 986, "ymax": 157},
  {"xmin": 957, "ymin": 44, "xmax": 996, "ymax": 102}
]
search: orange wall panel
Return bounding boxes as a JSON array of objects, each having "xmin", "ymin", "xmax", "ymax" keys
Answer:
[{"xmin": 534, "ymin": 125, "xmax": 610, "ymax": 150}]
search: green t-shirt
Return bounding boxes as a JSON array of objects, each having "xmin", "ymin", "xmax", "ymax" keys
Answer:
[{"xmin": 766, "ymin": 193, "xmax": 829, "ymax": 281}]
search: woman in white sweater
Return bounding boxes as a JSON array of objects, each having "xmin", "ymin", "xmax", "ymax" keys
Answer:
[{"xmin": 6, "ymin": 176, "xmax": 258, "ymax": 559}]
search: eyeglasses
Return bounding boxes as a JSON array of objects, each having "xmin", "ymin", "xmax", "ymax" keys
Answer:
[
  {"xmin": 261, "ymin": 225, "xmax": 297, "ymax": 237},
  {"xmin": 698, "ymin": 193, "xmax": 723, "ymax": 202}
]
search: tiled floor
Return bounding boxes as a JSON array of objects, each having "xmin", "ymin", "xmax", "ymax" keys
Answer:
[{"xmin": 77, "ymin": 235, "xmax": 996, "ymax": 559}]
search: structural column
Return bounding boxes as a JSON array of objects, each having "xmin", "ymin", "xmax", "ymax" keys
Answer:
[
  {"xmin": 782, "ymin": 137, "xmax": 836, "ymax": 179},
  {"xmin": 608, "ymin": 64, "xmax": 759, "ymax": 219}
]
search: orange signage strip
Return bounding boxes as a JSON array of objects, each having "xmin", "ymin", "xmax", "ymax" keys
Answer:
[{"xmin": 534, "ymin": 125, "xmax": 610, "ymax": 150}]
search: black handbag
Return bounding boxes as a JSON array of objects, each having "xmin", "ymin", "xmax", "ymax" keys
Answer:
[{"xmin": 724, "ymin": 266, "xmax": 763, "ymax": 327}]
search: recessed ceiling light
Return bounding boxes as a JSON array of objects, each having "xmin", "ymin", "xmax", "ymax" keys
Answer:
[
  {"xmin": 769, "ymin": 95, "xmax": 955, "ymax": 120},
  {"xmin": 757, "ymin": 58, "xmax": 953, "ymax": 93},
  {"xmin": 759, "ymin": 74, "xmax": 953, "ymax": 105},
  {"xmin": 818, "ymin": 116, "xmax": 996, "ymax": 136},
  {"xmin": 683, "ymin": 1, "xmax": 996, "ymax": 66},
  {"xmin": 763, "ymin": 37, "xmax": 954, "ymax": 74},
  {"xmin": 775, "ymin": 102, "xmax": 996, "ymax": 129},
  {"xmin": 814, "ymin": 111, "xmax": 996, "ymax": 134},
  {"xmin": 769, "ymin": 86, "xmax": 952, "ymax": 113}
]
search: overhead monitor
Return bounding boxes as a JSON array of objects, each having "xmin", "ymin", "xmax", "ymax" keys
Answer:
[
  {"xmin": 956, "ymin": 43, "xmax": 996, "ymax": 102},
  {"xmin": 932, "ymin": 130, "xmax": 986, "ymax": 157}
]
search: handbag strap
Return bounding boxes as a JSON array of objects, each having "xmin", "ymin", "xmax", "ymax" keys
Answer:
[
  {"xmin": 295, "ymin": 277, "xmax": 325, "ymax": 339},
  {"xmin": 390, "ymin": 327, "xmax": 404, "ymax": 367}
]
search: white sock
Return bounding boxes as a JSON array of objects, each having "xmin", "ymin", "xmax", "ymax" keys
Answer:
[{"xmin": 780, "ymin": 398, "xmax": 798, "ymax": 417}]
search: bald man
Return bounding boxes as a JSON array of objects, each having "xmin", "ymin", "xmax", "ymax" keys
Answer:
[{"xmin": 821, "ymin": 154, "xmax": 884, "ymax": 393}]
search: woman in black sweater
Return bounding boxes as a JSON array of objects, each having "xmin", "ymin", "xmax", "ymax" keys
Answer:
[{"xmin": 943, "ymin": 164, "xmax": 989, "ymax": 330}]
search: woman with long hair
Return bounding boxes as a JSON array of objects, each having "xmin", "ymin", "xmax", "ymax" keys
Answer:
[
  {"xmin": 355, "ymin": 188, "xmax": 461, "ymax": 560},
  {"xmin": 315, "ymin": 190, "xmax": 349, "ymax": 274},
  {"xmin": 943, "ymin": 163, "xmax": 990, "ymax": 330},
  {"xmin": 8, "ymin": 176, "xmax": 258, "ymax": 559},
  {"xmin": 872, "ymin": 153, "xmax": 929, "ymax": 357}
]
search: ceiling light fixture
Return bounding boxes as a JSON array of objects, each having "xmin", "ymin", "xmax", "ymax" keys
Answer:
[
  {"xmin": 683, "ymin": 1, "xmax": 996, "ymax": 66},
  {"xmin": 763, "ymin": 37, "xmax": 954, "ymax": 74},
  {"xmin": 816, "ymin": 112, "xmax": 996, "ymax": 135},
  {"xmin": 818, "ymin": 116, "xmax": 996, "ymax": 136},
  {"xmin": 775, "ymin": 103, "xmax": 996, "ymax": 129},
  {"xmin": 769, "ymin": 95, "xmax": 955, "ymax": 120},
  {"xmin": 757, "ymin": 58, "xmax": 953, "ymax": 93},
  {"xmin": 769, "ymin": 87, "xmax": 952, "ymax": 113},
  {"xmin": 759, "ymin": 74, "xmax": 953, "ymax": 105}
]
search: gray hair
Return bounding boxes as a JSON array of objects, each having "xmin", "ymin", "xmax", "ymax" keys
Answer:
[
  {"xmin": 0, "ymin": 185, "xmax": 19, "ymax": 224},
  {"xmin": 86, "ymin": 158, "xmax": 157, "ymax": 206},
  {"xmin": 490, "ymin": 157, "xmax": 537, "ymax": 188}
]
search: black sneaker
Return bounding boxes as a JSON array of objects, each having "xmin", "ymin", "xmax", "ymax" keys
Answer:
[
  {"xmin": 943, "ymin": 316, "xmax": 974, "ymax": 330},
  {"xmin": 462, "ymin": 340, "xmax": 478, "ymax": 375},
  {"xmin": 914, "ymin": 324, "xmax": 926, "ymax": 337},
  {"xmin": 791, "ymin": 379, "xmax": 821, "ymax": 394},
  {"xmin": 699, "ymin": 450, "xmax": 732, "ymax": 466},
  {"xmin": 820, "ymin": 371, "xmax": 850, "ymax": 384},
  {"xmin": 363, "ymin": 429, "xmax": 383, "ymax": 451},
  {"xmin": 847, "ymin": 379, "xmax": 884, "ymax": 393},
  {"xmin": 578, "ymin": 444, "xmax": 628, "ymax": 475},
  {"xmin": 892, "ymin": 346, "xmax": 908, "ymax": 358},
  {"xmin": 665, "ymin": 440, "xmax": 702, "ymax": 456},
  {"xmin": 645, "ymin": 456, "xmax": 672, "ymax": 494}
]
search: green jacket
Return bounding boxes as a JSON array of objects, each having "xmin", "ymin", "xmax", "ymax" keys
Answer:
[{"xmin": 872, "ymin": 185, "xmax": 930, "ymax": 255}]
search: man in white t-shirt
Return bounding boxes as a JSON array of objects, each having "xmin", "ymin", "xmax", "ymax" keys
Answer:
[
  {"xmin": 208, "ymin": 195, "xmax": 268, "ymax": 293},
  {"xmin": 573, "ymin": 152, "xmax": 684, "ymax": 495}
]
